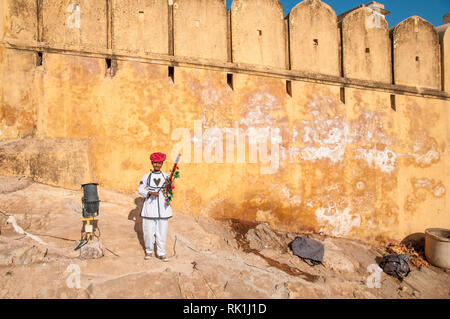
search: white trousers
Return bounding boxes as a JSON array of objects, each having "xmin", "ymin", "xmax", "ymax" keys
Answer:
[{"xmin": 142, "ymin": 218, "xmax": 169, "ymax": 256}]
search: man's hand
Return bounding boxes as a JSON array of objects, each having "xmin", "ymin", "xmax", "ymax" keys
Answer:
[{"xmin": 148, "ymin": 192, "xmax": 159, "ymax": 197}]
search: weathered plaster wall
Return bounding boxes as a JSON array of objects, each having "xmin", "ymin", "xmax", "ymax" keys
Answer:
[
  {"xmin": 0, "ymin": 138, "xmax": 93, "ymax": 189},
  {"xmin": 2, "ymin": 0, "xmax": 36, "ymax": 42},
  {"xmin": 0, "ymin": 48, "xmax": 37, "ymax": 138},
  {"xmin": 231, "ymin": 0, "xmax": 286, "ymax": 68},
  {"xmin": 173, "ymin": 0, "xmax": 228, "ymax": 61},
  {"xmin": 112, "ymin": 0, "xmax": 168, "ymax": 54},
  {"xmin": 396, "ymin": 95, "xmax": 449, "ymax": 237},
  {"xmin": 43, "ymin": 0, "xmax": 107, "ymax": 50},
  {"xmin": 340, "ymin": 6, "xmax": 392, "ymax": 83},
  {"xmin": 0, "ymin": 0, "xmax": 4, "ymax": 42},
  {"xmin": 2, "ymin": 50, "xmax": 447, "ymax": 241},
  {"xmin": 288, "ymin": 0, "xmax": 339, "ymax": 76},
  {"xmin": 0, "ymin": 0, "xmax": 449, "ymax": 243},
  {"xmin": 392, "ymin": 16, "xmax": 441, "ymax": 90}
]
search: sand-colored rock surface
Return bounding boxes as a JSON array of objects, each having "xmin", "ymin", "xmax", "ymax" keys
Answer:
[{"xmin": 0, "ymin": 177, "xmax": 448, "ymax": 299}]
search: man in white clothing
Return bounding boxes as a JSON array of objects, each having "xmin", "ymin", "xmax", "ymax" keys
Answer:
[{"xmin": 138, "ymin": 152, "xmax": 173, "ymax": 261}]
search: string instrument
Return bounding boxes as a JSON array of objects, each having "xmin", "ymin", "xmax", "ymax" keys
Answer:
[{"xmin": 164, "ymin": 153, "xmax": 181, "ymax": 206}]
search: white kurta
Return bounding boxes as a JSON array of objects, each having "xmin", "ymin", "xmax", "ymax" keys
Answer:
[{"xmin": 138, "ymin": 170, "xmax": 173, "ymax": 219}]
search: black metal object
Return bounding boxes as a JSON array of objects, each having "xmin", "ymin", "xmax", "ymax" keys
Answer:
[{"xmin": 81, "ymin": 183, "xmax": 100, "ymax": 218}]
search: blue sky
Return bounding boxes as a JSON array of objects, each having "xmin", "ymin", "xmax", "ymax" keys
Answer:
[{"xmin": 226, "ymin": 0, "xmax": 450, "ymax": 27}]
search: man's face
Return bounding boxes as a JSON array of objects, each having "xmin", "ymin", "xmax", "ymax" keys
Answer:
[{"xmin": 152, "ymin": 161, "xmax": 163, "ymax": 171}]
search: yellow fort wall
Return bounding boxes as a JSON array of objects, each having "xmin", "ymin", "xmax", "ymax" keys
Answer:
[{"xmin": 0, "ymin": 0, "xmax": 449, "ymax": 243}]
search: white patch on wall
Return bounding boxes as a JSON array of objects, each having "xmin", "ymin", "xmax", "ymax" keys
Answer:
[
  {"xmin": 366, "ymin": 5, "xmax": 386, "ymax": 29},
  {"xmin": 413, "ymin": 178, "xmax": 446, "ymax": 198},
  {"xmin": 302, "ymin": 125, "xmax": 314, "ymax": 143},
  {"xmin": 301, "ymin": 145, "xmax": 346, "ymax": 164},
  {"xmin": 289, "ymin": 146, "xmax": 300, "ymax": 163},
  {"xmin": 315, "ymin": 206, "xmax": 361, "ymax": 237},
  {"xmin": 298, "ymin": 100, "xmax": 398, "ymax": 172},
  {"xmin": 366, "ymin": 219, "xmax": 376, "ymax": 230},
  {"xmin": 414, "ymin": 178, "xmax": 432, "ymax": 188},
  {"xmin": 66, "ymin": 4, "xmax": 81, "ymax": 29},
  {"xmin": 410, "ymin": 146, "xmax": 440, "ymax": 166},
  {"xmin": 298, "ymin": 98, "xmax": 354, "ymax": 164},
  {"xmin": 291, "ymin": 126, "xmax": 298, "ymax": 143},
  {"xmin": 433, "ymin": 186, "xmax": 446, "ymax": 197},
  {"xmin": 279, "ymin": 146, "xmax": 287, "ymax": 164},
  {"xmin": 355, "ymin": 147, "xmax": 397, "ymax": 174},
  {"xmin": 240, "ymin": 93, "xmax": 279, "ymax": 127},
  {"xmin": 270, "ymin": 185, "xmax": 302, "ymax": 206},
  {"xmin": 354, "ymin": 112, "xmax": 391, "ymax": 146},
  {"xmin": 290, "ymin": 196, "xmax": 302, "ymax": 206},
  {"xmin": 201, "ymin": 87, "xmax": 222, "ymax": 107}
]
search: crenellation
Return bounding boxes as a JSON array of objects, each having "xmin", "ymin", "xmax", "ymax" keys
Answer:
[
  {"xmin": 392, "ymin": 16, "xmax": 441, "ymax": 90},
  {"xmin": 231, "ymin": 0, "xmax": 286, "ymax": 68},
  {"xmin": 0, "ymin": 0, "xmax": 447, "ymax": 89},
  {"xmin": 288, "ymin": 0, "xmax": 339, "ymax": 76},
  {"xmin": 173, "ymin": 0, "xmax": 228, "ymax": 62},
  {"xmin": 340, "ymin": 5, "xmax": 392, "ymax": 83}
]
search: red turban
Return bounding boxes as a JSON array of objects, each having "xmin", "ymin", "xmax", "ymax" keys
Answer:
[{"xmin": 150, "ymin": 152, "xmax": 166, "ymax": 162}]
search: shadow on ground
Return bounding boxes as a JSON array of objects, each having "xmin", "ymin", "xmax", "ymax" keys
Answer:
[{"xmin": 128, "ymin": 197, "xmax": 145, "ymax": 253}]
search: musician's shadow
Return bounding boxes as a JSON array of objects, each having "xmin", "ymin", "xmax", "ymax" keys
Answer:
[{"xmin": 128, "ymin": 197, "xmax": 146, "ymax": 253}]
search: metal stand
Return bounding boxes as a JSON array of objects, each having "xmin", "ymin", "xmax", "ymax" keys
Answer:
[{"xmin": 81, "ymin": 216, "xmax": 98, "ymax": 244}]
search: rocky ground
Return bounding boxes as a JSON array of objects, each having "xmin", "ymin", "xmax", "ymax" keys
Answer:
[{"xmin": 0, "ymin": 176, "xmax": 449, "ymax": 299}]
